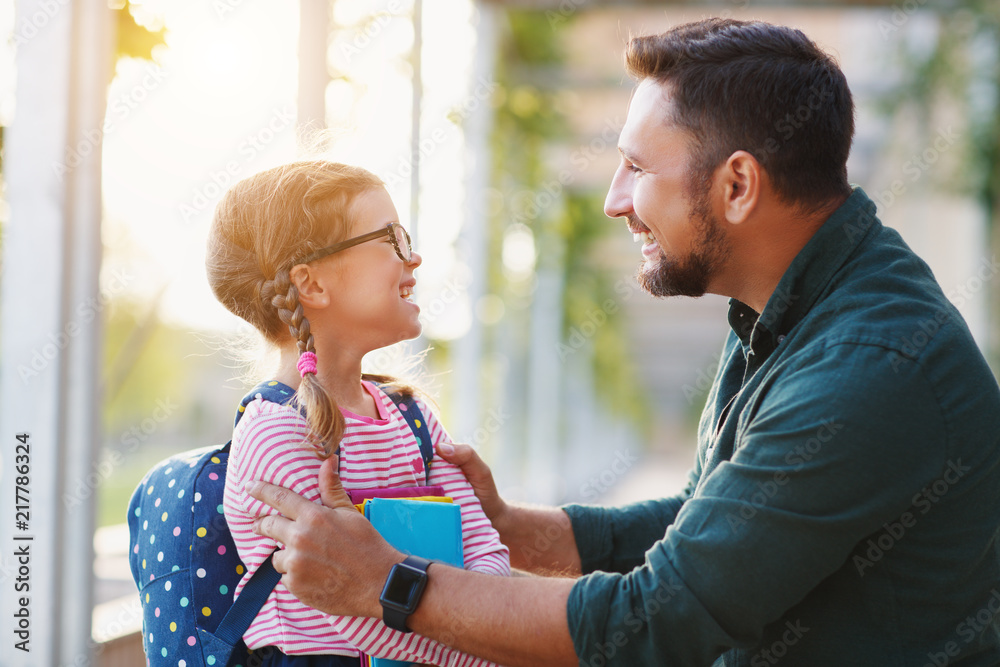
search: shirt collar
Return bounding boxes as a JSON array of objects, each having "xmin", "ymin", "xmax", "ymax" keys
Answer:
[{"xmin": 727, "ymin": 187, "xmax": 880, "ymax": 356}]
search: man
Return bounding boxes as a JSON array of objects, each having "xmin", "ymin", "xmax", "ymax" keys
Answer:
[{"xmin": 246, "ymin": 18, "xmax": 1000, "ymax": 666}]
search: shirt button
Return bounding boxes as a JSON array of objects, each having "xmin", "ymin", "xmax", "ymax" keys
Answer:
[{"xmin": 777, "ymin": 335, "xmax": 786, "ymax": 344}]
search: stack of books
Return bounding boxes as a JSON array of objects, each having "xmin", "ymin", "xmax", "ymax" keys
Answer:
[{"xmin": 349, "ymin": 486, "xmax": 464, "ymax": 667}]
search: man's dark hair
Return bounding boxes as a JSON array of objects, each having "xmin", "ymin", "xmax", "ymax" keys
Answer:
[{"xmin": 626, "ymin": 19, "xmax": 854, "ymax": 208}]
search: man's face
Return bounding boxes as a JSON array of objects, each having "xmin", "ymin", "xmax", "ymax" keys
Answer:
[{"xmin": 605, "ymin": 79, "xmax": 729, "ymax": 298}]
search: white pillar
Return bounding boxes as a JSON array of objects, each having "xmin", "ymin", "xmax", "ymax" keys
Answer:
[
  {"xmin": 409, "ymin": 0, "xmax": 423, "ymax": 248},
  {"xmin": 297, "ymin": 0, "xmax": 329, "ymax": 145},
  {"xmin": 451, "ymin": 1, "xmax": 498, "ymax": 445},
  {"xmin": 524, "ymin": 260, "xmax": 566, "ymax": 504},
  {"xmin": 0, "ymin": 0, "xmax": 111, "ymax": 664}
]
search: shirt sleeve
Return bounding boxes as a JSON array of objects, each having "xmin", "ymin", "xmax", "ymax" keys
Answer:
[
  {"xmin": 562, "ymin": 459, "xmax": 700, "ymax": 575},
  {"xmin": 418, "ymin": 397, "xmax": 512, "ymax": 578},
  {"xmin": 566, "ymin": 341, "xmax": 950, "ymax": 665},
  {"xmin": 226, "ymin": 401, "xmax": 319, "ymax": 564},
  {"xmin": 326, "ymin": 615, "xmax": 500, "ymax": 667},
  {"xmin": 227, "ymin": 401, "xmax": 500, "ymax": 666}
]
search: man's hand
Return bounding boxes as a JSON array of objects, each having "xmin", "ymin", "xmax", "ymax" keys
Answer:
[
  {"xmin": 437, "ymin": 442, "xmax": 582, "ymax": 575},
  {"xmin": 436, "ymin": 443, "xmax": 512, "ymax": 532},
  {"xmin": 246, "ymin": 454, "xmax": 402, "ymax": 618}
]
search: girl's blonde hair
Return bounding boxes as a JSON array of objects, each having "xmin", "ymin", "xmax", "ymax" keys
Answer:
[{"xmin": 206, "ymin": 160, "xmax": 411, "ymax": 457}]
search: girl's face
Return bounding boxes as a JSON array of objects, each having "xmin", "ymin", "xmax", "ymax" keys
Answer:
[{"xmin": 321, "ymin": 188, "xmax": 423, "ymax": 356}]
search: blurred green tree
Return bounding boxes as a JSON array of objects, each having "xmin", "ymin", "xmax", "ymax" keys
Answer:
[{"xmin": 882, "ymin": 1, "xmax": 1000, "ymax": 370}]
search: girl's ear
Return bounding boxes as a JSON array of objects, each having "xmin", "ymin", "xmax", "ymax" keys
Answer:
[{"xmin": 289, "ymin": 264, "xmax": 331, "ymax": 309}]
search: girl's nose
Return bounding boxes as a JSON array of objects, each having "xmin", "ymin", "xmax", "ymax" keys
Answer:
[{"xmin": 407, "ymin": 250, "xmax": 423, "ymax": 267}]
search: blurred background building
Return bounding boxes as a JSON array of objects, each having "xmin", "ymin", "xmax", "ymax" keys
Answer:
[{"xmin": 0, "ymin": 0, "xmax": 997, "ymax": 664}]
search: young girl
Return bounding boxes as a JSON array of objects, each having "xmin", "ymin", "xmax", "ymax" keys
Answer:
[{"xmin": 208, "ymin": 161, "xmax": 510, "ymax": 666}]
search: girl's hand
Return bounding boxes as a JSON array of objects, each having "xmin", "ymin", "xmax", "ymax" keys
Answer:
[{"xmin": 435, "ymin": 443, "xmax": 512, "ymax": 534}]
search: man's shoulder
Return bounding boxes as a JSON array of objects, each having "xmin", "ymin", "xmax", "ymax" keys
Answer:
[{"xmin": 798, "ymin": 225, "xmax": 976, "ymax": 364}]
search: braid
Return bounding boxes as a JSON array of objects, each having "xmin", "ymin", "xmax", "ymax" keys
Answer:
[
  {"xmin": 265, "ymin": 268, "xmax": 343, "ymax": 459},
  {"xmin": 269, "ymin": 270, "xmax": 314, "ymax": 354},
  {"xmin": 205, "ymin": 161, "xmax": 405, "ymax": 460}
]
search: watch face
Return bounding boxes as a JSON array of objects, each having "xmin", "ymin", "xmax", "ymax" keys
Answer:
[{"xmin": 380, "ymin": 563, "xmax": 427, "ymax": 613}]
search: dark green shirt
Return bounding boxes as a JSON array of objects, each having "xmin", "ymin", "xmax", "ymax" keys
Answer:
[{"xmin": 564, "ymin": 188, "xmax": 1000, "ymax": 666}]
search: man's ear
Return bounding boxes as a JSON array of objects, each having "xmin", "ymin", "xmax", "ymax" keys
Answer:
[
  {"xmin": 289, "ymin": 264, "xmax": 330, "ymax": 309},
  {"xmin": 719, "ymin": 150, "xmax": 761, "ymax": 225}
]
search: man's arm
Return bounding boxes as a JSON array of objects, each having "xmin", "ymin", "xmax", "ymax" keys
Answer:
[
  {"xmin": 435, "ymin": 443, "xmax": 583, "ymax": 575},
  {"xmin": 247, "ymin": 457, "xmax": 579, "ymax": 667},
  {"xmin": 411, "ymin": 563, "xmax": 577, "ymax": 666},
  {"xmin": 438, "ymin": 443, "xmax": 696, "ymax": 576}
]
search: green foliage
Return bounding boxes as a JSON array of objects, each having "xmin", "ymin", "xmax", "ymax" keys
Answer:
[
  {"xmin": 882, "ymin": 1, "xmax": 999, "ymax": 200},
  {"xmin": 880, "ymin": 2, "xmax": 1000, "ymax": 369},
  {"xmin": 102, "ymin": 297, "xmax": 188, "ymax": 428},
  {"xmin": 484, "ymin": 9, "xmax": 647, "ymax": 426},
  {"xmin": 504, "ymin": 10, "xmax": 565, "ymax": 65},
  {"xmin": 559, "ymin": 193, "xmax": 649, "ymax": 427}
]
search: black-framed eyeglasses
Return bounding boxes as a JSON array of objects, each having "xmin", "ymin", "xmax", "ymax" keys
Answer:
[{"xmin": 294, "ymin": 222, "xmax": 412, "ymax": 266}]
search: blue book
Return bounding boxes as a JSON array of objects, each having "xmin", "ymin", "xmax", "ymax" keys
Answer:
[{"xmin": 364, "ymin": 498, "xmax": 464, "ymax": 667}]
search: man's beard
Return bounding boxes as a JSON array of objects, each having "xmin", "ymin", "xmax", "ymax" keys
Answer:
[{"xmin": 636, "ymin": 186, "xmax": 729, "ymax": 298}]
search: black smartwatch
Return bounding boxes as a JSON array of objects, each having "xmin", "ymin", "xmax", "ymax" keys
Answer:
[{"xmin": 379, "ymin": 555, "xmax": 432, "ymax": 633}]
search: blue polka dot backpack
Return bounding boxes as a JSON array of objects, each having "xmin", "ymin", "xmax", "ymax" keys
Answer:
[{"xmin": 127, "ymin": 381, "xmax": 433, "ymax": 667}]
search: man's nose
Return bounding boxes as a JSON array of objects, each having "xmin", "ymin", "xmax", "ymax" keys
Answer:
[{"xmin": 604, "ymin": 165, "xmax": 631, "ymax": 220}]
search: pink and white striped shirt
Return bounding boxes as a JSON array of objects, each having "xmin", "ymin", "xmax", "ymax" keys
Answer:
[{"xmin": 223, "ymin": 381, "xmax": 510, "ymax": 665}]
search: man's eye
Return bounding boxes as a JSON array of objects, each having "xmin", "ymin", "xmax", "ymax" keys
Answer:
[{"xmin": 627, "ymin": 163, "xmax": 642, "ymax": 173}]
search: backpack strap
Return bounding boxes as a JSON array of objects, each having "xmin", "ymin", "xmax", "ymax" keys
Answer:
[
  {"xmin": 234, "ymin": 380, "xmax": 297, "ymax": 428},
  {"xmin": 209, "ymin": 382, "xmax": 296, "ymax": 652},
  {"xmin": 382, "ymin": 389, "xmax": 434, "ymax": 485},
  {"xmin": 212, "ymin": 553, "xmax": 281, "ymax": 648},
  {"xmin": 217, "ymin": 381, "xmax": 434, "ymax": 648},
  {"xmin": 235, "ymin": 381, "xmax": 433, "ymax": 481}
]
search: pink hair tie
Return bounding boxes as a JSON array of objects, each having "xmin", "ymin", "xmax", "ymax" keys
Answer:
[{"xmin": 297, "ymin": 351, "xmax": 318, "ymax": 377}]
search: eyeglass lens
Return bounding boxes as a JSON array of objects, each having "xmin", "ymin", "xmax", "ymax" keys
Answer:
[{"xmin": 393, "ymin": 224, "xmax": 412, "ymax": 262}]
